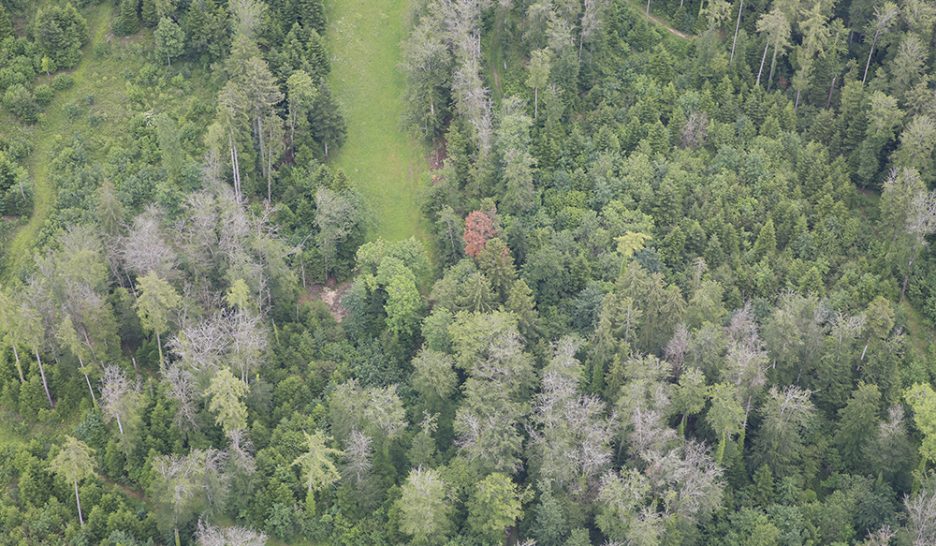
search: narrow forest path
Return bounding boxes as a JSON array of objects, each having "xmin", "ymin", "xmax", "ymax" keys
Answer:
[
  {"xmin": 3, "ymin": 4, "xmax": 112, "ymax": 279},
  {"xmin": 325, "ymin": 0, "xmax": 431, "ymax": 243},
  {"xmin": 634, "ymin": 2, "xmax": 696, "ymax": 40}
]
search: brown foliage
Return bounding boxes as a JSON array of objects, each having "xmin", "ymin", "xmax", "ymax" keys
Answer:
[{"xmin": 463, "ymin": 210, "xmax": 496, "ymax": 258}]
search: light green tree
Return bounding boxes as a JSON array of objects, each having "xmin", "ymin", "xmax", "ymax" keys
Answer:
[
  {"xmin": 205, "ymin": 368, "xmax": 249, "ymax": 436},
  {"xmin": 861, "ymin": 2, "xmax": 899, "ymax": 85},
  {"xmin": 395, "ymin": 468, "xmax": 453, "ymax": 544},
  {"xmin": 20, "ymin": 301, "xmax": 55, "ymax": 408},
  {"xmin": 286, "ymin": 70, "xmax": 317, "ymax": 154},
  {"xmin": 673, "ymin": 367, "xmax": 708, "ymax": 437},
  {"xmin": 468, "ymin": 473, "xmax": 525, "ymax": 545},
  {"xmin": 894, "ymin": 115, "xmax": 936, "ymax": 182},
  {"xmin": 225, "ymin": 278, "xmax": 252, "ymax": 310},
  {"xmin": 411, "ymin": 348, "xmax": 457, "ymax": 411},
  {"xmin": 49, "ymin": 436, "xmax": 95, "ymax": 526},
  {"xmin": 880, "ymin": 168, "xmax": 936, "ymax": 298},
  {"xmin": 292, "ymin": 430, "xmax": 343, "ymax": 514},
  {"xmin": 315, "ymin": 187, "xmax": 361, "ymax": 279},
  {"xmin": 135, "ymin": 272, "xmax": 181, "ymax": 370},
  {"xmin": 706, "ymin": 382, "xmax": 745, "ymax": 464},
  {"xmin": 755, "ymin": 9, "xmax": 791, "ymax": 89},
  {"xmin": 905, "ymin": 383, "xmax": 936, "ymax": 473},
  {"xmin": 56, "ymin": 316, "xmax": 97, "ymax": 408},
  {"xmin": 525, "ymin": 48, "xmax": 551, "ymax": 119}
]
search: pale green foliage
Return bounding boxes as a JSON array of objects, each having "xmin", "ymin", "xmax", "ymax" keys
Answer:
[
  {"xmin": 50, "ymin": 436, "xmax": 95, "ymax": 486},
  {"xmin": 468, "ymin": 473, "xmax": 524, "ymax": 545},
  {"xmin": 329, "ymin": 380, "xmax": 407, "ymax": 442},
  {"xmin": 673, "ymin": 367, "xmax": 708, "ymax": 429},
  {"xmin": 286, "ymin": 70, "xmax": 317, "ymax": 146},
  {"xmin": 50, "ymin": 435, "xmax": 96, "ymax": 525},
  {"xmin": 525, "ymin": 48, "xmax": 551, "ymax": 118},
  {"xmin": 706, "ymin": 382, "xmax": 744, "ymax": 463},
  {"xmin": 596, "ymin": 469, "xmax": 653, "ymax": 543},
  {"xmin": 616, "ymin": 231, "xmax": 651, "ymax": 259},
  {"xmin": 150, "ymin": 449, "xmax": 229, "ymax": 536},
  {"xmin": 395, "ymin": 468, "xmax": 453, "ymax": 544},
  {"xmin": 292, "ymin": 430, "xmax": 343, "ymax": 493},
  {"xmin": 905, "ymin": 383, "xmax": 936, "ymax": 468},
  {"xmin": 205, "ymin": 368, "xmax": 249, "ymax": 435},
  {"xmin": 315, "ymin": 187, "xmax": 361, "ymax": 278},
  {"xmin": 136, "ymin": 273, "xmax": 181, "ymax": 339},
  {"xmin": 411, "ymin": 348, "xmax": 458, "ymax": 407},
  {"xmin": 225, "ymin": 278, "xmax": 252, "ymax": 310}
]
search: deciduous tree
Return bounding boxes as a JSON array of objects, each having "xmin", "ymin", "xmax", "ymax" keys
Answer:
[
  {"xmin": 49, "ymin": 436, "xmax": 95, "ymax": 526},
  {"xmin": 136, "ymin": 272, "xmax": 181, "ymax": 370},
  {"xmin": 292, "ymin": 430, "xmax": 342, "ymax": 513},
  {"xmin": 395, "ymin": 468, "xmax": 453, "ymax": 544}
]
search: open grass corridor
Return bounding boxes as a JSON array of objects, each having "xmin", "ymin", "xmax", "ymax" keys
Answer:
[
  {"xmin": 3, "ymin": 4, "xmax": 114, "ymax": 279},
  {"xmin": 326, "ymin": 0, "xmax": 430, "ymax": 243}
]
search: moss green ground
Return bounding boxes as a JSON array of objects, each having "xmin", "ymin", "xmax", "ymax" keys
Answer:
[{"xmin": 325, "ymin": 0, "xmax": 430, "ymax": 243}]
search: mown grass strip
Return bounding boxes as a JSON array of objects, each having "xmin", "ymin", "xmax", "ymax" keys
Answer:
[{"xmin": 325, "ymin": 0, "xmax": 431, "ymax": 244}]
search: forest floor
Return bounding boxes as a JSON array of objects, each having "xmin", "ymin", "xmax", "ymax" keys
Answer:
[
  {"xmin": 2, "ymin": 3, "xmax": 113, "ymax": 279},
  {"xmin": 325, "ymin": 0, "xmax": 431, "ymax": 244}
]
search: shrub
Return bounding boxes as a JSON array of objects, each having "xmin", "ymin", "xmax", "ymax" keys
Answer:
[
  {"xmin": 34, "ymin": 84, "xmax": 54, "ymax": 106},
  {"xmin": 52, "ymin": 74, "xmax": 75, "ymax": 91},
  {"xmin": 3, "ymin": 84, "xmax": 39, "ymax": 123}
]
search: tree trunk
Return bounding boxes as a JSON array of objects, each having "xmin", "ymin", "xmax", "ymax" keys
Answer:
[
  {"xmin": 646, "ymin": 0, "xmax": 651, "ymax": 15},
  {"xmin": 767, "ymin": 43, "xmax": 779, "ymax": 90},
  {"xmin": 729, "ymin": 0, "xmax": 744, "ymax": 64},
  {"xmin": 794, "ymin": 89, "xmax": 801, "ymax": 112},
  {"xmin": 716, "ymin": 431, "xmax": 727, "ymax": 464},
  {"xmin": 901, "ymin": 257, "xmax": 913, "ymax": 299},
  {"xmin": 862, "ymin": 33, "xmax": 878, "ymax": 85},
  {"xmin": 11, "ymin": 344, "xmax": 24, "ymax": 383},
  {"xmin": 35, "ymin": 349, "xmax": 54, "ymax": 408},
  {"xmin": 156, "ymin": 331, "xmax": 164, "ymax": 372},
  {"xmin": 83, "ymin": 371, "xmax": 98, "ymax": 409},
  {"xmin": 533, "ymin": 87, "xmax": 538, "ymax": 119},
  {"xmin": 756, "ymin": 40, "xmax": 769, "ymax": 87},
  {"xmin": 698, "ymin": 0, "xmax": 705, "ymax": 17},
  {"xmin": 74, "ymin": 481, "xmax": 84, "ymax": 526},
  {"xmin": 826, "ymin": 74, "xmax": 837, "ymax": 107},
  {"xmin": 258, "ymin": 115, "xmax": 266, "ymax": 181},
  {"xmin": 289, "ymin": 108, "xmax": 296, "ymax": 156},
  {"xmin": 229, "ymin": 133, "xmax": 241, "ymax": 203},
  {"xmin": 266, "ymin": 121, "xmax": 273, "ymax": 202},
  {"xmin": 174, "ymin": 527, "xmax": 181, "ymax": 546},
  {"xmin": 80, "ymin": 330, "xmax": 101, "ymax": 368}
]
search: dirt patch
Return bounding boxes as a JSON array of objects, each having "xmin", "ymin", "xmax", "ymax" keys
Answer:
[
  {"xmin": 302, "ymin": 280, "xmax": 352, "ymax": 322},
  {"xmin": 429, "ymin": 137, "xmax": 447, "ymax": 170}
]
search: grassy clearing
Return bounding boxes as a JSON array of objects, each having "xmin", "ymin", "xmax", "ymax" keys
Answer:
[
  {"xmin": 325, "ymin": 0, "xmax": 431, "ymax": 243},
  {"xmin": 3, "ymin": 4, "xmax": 114, "ymax": 279}
]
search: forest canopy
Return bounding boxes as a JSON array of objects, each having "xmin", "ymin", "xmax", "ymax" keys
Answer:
[{"xmin": 0, "ymin": 0, "xmax": 935, "ymax": 545}]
